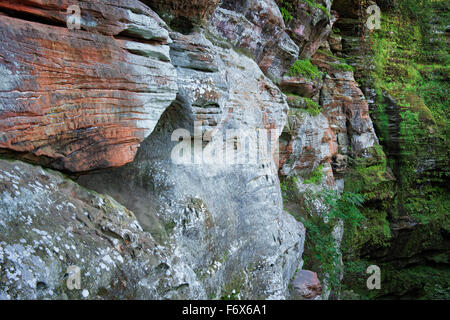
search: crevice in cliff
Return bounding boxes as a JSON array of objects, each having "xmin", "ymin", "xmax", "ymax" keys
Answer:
[
  {"xmin": 113, "ymin": 31, "xmax": 166, "ymax": 45},
  {"xmin": 0, "ymin": 8, "xmax": 67, "ymax": 29},
  {"xmin": 167, "ymin": 16, "xmax": 195, "ymax": 35},
  {"xmin": 138, "ymin": 0, "xmax": 213, "ymax": 35}
]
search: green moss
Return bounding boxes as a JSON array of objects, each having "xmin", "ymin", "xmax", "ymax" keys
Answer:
[
  {"xmin": 404, "ymin": 93, "xmax": 435, "ymax": 124},
  {"xmin": 341, "ymin": 145, "xmax": 395, "ymax": 253},
  {"xmin": 319, "ymin": 50, "xmax": 346, "ymax": 63},
  {"xmin": 284, "ymin": 93, "xmax": 322, "ymax": 116},
  {"xmin": 331, "ymin": 63, "xmax": 354, "ymax": 72},
  {"xmin": 233, "ymin": 47, "xmax": 256, "ymax": 61},
  {"xmin": 220, "ymin": 271, "xmax": 246, "ymax": 300},
  {"xmin": 369, "ymin": 3, "xmax": 449, "ymax": 126},
  {"xmin": 332, "ymin": 27, "xmax": 341, "ymax": 34},
  {"xmin": 405, "ymin": 184, "xmax": 450, "ymax": 228},
  {"xmin": 343, "ymin": 261, "xmax": 450, "ymax": 300},
  {"xmin": 341, "ymin": 0, "xmax": 449, "ymax": 300},
  {"xmin": 345, "ymin": 145, "xmax": 394, "ymax": 201},
  {"xmin": 287, "ymin": 59, "xmax": 322, "ymax": 79},
  {"xmin": 164, "ymin": 220, "xmax": 176, "ymax": 233},
  {"xmin": 280, "ymin": 0, "xmax": 331, "ymax": 23},
  {"xmin": 344, "ymin": 207, "xmax": 392, "ymax": 252},
  {"xmin": 280, "ymin": 176, "xmax": 299, "ymax": 202},
  {"xmin": 303, "ymin": 98, "xmax": 322, "ymax": 116},
  {"xmin": 279, "ymin": 1, "xmax": 294, "ymax": 23},
  {"xmin": 379, "ymin": 265, "xmax": 450, "ymax": 300}
]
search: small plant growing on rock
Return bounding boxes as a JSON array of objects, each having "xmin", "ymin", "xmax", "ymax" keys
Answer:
[
  {"xmin": 287, "ymin": 59, "xmax": 322, "ymax": 80},
  {"xmin": 280, "ymin": 1, "xmax": 294, "ymax": 23},
  {"xmin": 331, "ymin": 63, "xmax": 355, "ymax": 72},
  {"xmin": 279, "ymin": 0, "xmax": 332, "ymax": 22},
  {"xmin": 304, "ymin": 164, "xmax": 324, "ymax": 184},
  {"xmin": 303, "ymin": 0, "xmax": 331, "ymax": 18},
  {"xmin": 303, "ymin": 97, "xmax": 322, "ymax": 116}
]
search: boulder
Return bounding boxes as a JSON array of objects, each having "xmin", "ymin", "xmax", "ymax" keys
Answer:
[{"xmin": 290, "ymin": 270, "xmax": 322, "ymax": 300}]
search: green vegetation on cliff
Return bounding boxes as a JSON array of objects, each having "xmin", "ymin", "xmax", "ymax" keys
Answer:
[
  {"xmin": 287, "ymin": 59, "xmax": 323, "ymax": 79},
  {"xmin": 280, "ymin": 0, "xmax": 331, "ymax": 23},
  {"xmin": 369, "ymin": 0, "xmax": 449, "ymax": 225},
  {"xmin": 281, "ymin": 173, "xmax": 365, "ymax": 295},
  {"xmin": 339, "ymin": 0, "xmax": 449, "ymax": 300},
  {"xmin": 343, "ymin": 145, "xmax": 394, "ymax": 251}
]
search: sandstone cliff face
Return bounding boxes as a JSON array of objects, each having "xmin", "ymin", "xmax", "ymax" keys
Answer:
[
  {"xmin": 314, "ymin": 50, "xmax": 378, "ymax": 154},
  {"xmin": 332, "ymin": 0, "xmax": 450, "ymax": 300},
  {"xmin": 77, "ymin": 29, "xmax": 304, "ymax": 300},
  {"xmin": 0, "ymin": 159, "xmax": 206, "ymax": 299},
  {"xmin": 275, "ymin": 2, "xmax": 379, "ymax": 299},
  {"xmin": 279, "ymin": 0, "xmax": 336, "ymax": 58},
  {"xmin": 210, "ymin": 0, "xmax": 299, "ymax": 82},
  {"xmin": 279, "ymin": 48, "xmax": 378, "ymax": 181},
  {"xmin": 0, "ymin": 0, "xmax": 177, "ymax": 172},
  {"xmin": 0, "ymin": 0, "xmax": 384, "ymax": 300}
]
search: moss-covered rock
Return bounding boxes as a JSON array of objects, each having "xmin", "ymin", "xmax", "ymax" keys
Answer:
[{"xmin": 335, "ymin": 0, "xmax": 449, "ymax": 299}]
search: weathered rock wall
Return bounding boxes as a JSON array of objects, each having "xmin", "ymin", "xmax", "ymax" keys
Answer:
[
  {"xmin": 0, "ymin": 159, "xmax": 206, "ymax": 299},
  {"xmin": 77, "ymin": 28, "xmax": 305, "ymax": 300},
  {"xmin": 209, "ymin": 0, "xmax": 299, "ymax": 82},
  {"xmin": 0, "ymin": 0, "xmax": 177, "ymax": 172},
  {"xmin": 0, "ymin": 0, "xmax": 388, "ymax": 300},
  {"xmin": 0, "ymin": 0, "xmax": 307, "ymax": 300}
]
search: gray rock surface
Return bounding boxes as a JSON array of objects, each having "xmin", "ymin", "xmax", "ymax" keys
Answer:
[
  {"xmin": 210, "ymin": 0, "xmax": 299, "ymax": 82},
  {"xmin": 77, "ymin": 30, "xmax": 305, "ymax": 299},
  {"xmin": 0, "ymin": 159, "xmax": 205, "ymax": 299}
]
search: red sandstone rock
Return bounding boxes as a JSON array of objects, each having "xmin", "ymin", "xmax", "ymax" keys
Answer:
[
  {"xmin": 0, "ymin": 0, "xmax": 177, "ymax": 172},
  {"xmin": 291, "ymin": 270, "xmax": 322, "ymax": 299},
  {"xmin": 279, "ymin": 76, "xmax": 322, "ymax": 98},
  {"xmin": 313, "ymin": 49, "xmax": 378, "ymax": 153},
  {"xmin": 210, "ymin": 0, "xmax": 299, "ymax": 82},
  {"xmin": 278, "ymin": 0, "xmax": 337, "ymax": 58},
  {"xmin": 279, "ymin": 47, "xmax": 377, "ymax": 178}
]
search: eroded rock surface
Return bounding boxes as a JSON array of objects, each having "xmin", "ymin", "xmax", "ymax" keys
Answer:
[
  {"xmin": 281, "ymin": 111, "xmax": 337, "ymax": 176},
  {"xmin": 280, "ymin": 0, "xmax": 337, "ymax": 58},
  {"xmin": 0, "ymin": 159, "xmax": 204, "ymax": 299},
  {"xmin": 0, "ymin": 0, "xmax": 178, "ymax": 172},
  {"xmin": 313, "ymin": 50, "xmax": 378, "ymax": 154},
  {"xmin": 278, "ymin": 24, "xmax": 379, "ymax": 299},
  {"xmin": 210, "ymin": 0, "xmax": 299, "ymax": 82},
  {"xmin": 0, "ymin": 0, "xmax": 388, "ymax": 301},
  {"xmin": 77, "ymin": 30, "xmax": 305, "ymax": 299},
  {"xmin": 290, "ymin": 270, "xmax": 322, "ymax": 300},
  {"xmin": 280, "ymin": 45, "xmax": 378, "ymax": 180}
]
